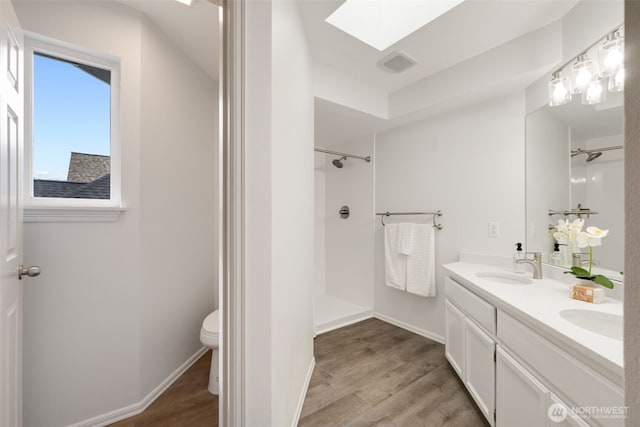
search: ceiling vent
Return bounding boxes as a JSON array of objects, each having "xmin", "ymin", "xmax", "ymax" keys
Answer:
[{"xmin": 377, "ymin": 51, "xmax": 417, "ymax": 73}]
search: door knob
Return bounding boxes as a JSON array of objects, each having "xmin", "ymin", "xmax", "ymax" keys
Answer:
[{"xmin": 18, "ymin": 265, "xmax": 41, "ymax": 280}]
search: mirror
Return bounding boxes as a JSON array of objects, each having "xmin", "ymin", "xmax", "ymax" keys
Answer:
[{"xmin": 525, "ymin": 91, "xmax": 624, "ymax": 281}]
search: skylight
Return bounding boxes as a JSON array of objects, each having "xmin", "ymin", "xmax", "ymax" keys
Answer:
[{"xmin": 325, "ymin": 0, "xmax": 465, "ymax": 51}]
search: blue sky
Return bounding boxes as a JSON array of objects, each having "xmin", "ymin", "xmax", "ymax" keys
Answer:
[{"xmin": 33, "ymin": 54, "xmax": 110, "ymax": 181}]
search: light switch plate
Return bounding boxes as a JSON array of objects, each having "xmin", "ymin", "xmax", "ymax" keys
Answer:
[{"xmin": 488, "ymin": 221, "xmax": 499, "ymax": 237}]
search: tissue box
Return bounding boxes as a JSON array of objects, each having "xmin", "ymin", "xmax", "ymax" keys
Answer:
[{"xmin": 570, "ymin": 284, "xmax": 604, "ymax": 304}]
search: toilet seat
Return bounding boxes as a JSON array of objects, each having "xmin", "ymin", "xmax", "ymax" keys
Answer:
[{"xmin": 200, "ymin": 309, "xmax": 220, "ymax": 348}]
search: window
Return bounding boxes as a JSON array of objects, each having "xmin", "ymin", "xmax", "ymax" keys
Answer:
[{"xmin": 25, "ymin": 36, "xmax": 122, "ymax": 220}]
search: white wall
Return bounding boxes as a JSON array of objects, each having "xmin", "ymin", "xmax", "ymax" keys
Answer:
[
  {"xmin": 244, "ymin": 0, "xmax": 315, "ymax": 425},
  {"xmin": 561, "ymin": 0, "xmax": 624, "ymax": 64},
  {"xmin": 374, "ymin": 94, "xmax": 526, "ymax": 339},
  {"xmin": 243, "ymin": 0, "xmax": 272, "ymax": 423},
  {"xmin": 314, "ymin": 155, "xmax": 326, "ymax": 297},
  {"xmin": 18, "ymin": 3, "xmax": 143, "ymax": 425},
  {"xmin": 270, "ymin": 0, "xmax": 315, "ymax": 424},
  {"xmin": 525, "ymin": 107, "xmax": 570, "ymax": 254},
  {"xmin": 138, "ymin": 17, "xmax": 217, "ymax": 396},
  {"xmin": 17, "ymin": 2, "xmax": 217, "ymax": 425},
  {"xmin": 323, "ymin": 135, "xmax": 375, "ymax": 309}
]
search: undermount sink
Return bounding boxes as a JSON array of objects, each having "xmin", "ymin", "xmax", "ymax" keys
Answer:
[
  {"xmin": 475, "ymin": 272, "xmax": 533, "ymax": 285},
  {"xmin": 560, "ymin": 309, "xmax": 623, "ymax": 341}
]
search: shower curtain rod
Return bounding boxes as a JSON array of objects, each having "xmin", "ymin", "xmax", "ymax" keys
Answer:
[
  {"xmin": 571, "ymin": 145, "xmax": 623, "ymax": 155},
  {"xmin": 314, "ymin": 147, "xmax": 371, "ymax": 162}
]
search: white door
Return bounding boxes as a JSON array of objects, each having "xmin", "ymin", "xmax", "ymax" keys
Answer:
[
  {"xmin": 444, "ymin": 299, "xmax": 465, "ymax": 377},
  {"xmin": 0, "ymin": 2, "xmax": 25, "ymax": 426},
  {"xmin": 496, "ymin": 346, "xmax": 549, "ymax": 427},
  {"xmin": 464, "ymin": 318, "xmax": 495, "ymax": 426}
]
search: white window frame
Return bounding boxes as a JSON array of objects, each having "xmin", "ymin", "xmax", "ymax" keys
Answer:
[{"xmin": 23, "ymin": 33, "xmax": 123, "ymax": 222}]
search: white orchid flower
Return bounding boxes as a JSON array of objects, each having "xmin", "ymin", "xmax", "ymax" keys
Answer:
[
  {"xmin": 568, "ymin": 218, "xmax": 585, "ymax": 232},
  {"xmin": 553, "ymin": 231, "xmax": 568, "ymax": 244},
  {"xmin": 576, "ymin": 231, "xmax": 603, "ymax": 248},
  {"xmin": 556, "ymin": 219, "xmax": 569, "ymax": 233},
  {"xmin": 552, "ymin": 220, "xmax": 607, "ymax": 248},
  {"xmin": 586, "ymin": 226, "xmax": 609, "ymax": 239}
]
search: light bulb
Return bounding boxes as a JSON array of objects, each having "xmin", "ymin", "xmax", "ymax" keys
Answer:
[
  {"xmin": 553, "ymin": 84, "xmax": 568, "ymax": 100},
  {"xmin": 548, "ymin": 73, "xmax": 571, "ymax": 106},
  {"xmin": 572, "ymin": 54, "xmax": 595, "ymax": 94},
  {"xmin": 604, "ymin": 46, "xmax": 623, "ymax": 69},
  {"xmin": 601, "ymin": 30, "xmax": 624, "ymax": 74},
  {"xmin": 609, "ymin": 67, "xmax": 625, "ymax": 92},
  {"xmin": 575, "ymin": 68, "xmax": 592, "ymax": 87},
  {"xmin": 582, "ymin": 78, "xmax": 606, "ymax": 105}
]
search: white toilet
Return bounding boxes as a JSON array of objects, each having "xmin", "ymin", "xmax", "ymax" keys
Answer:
[{"xmin": 200, "ymin": 309, "xmax": 220, "ymax": 395}]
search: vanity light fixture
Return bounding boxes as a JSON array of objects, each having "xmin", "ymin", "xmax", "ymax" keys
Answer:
[
  {"xmin": 325, "ymin": 0, "xmax": 465, "ymax": 51},
  {"xmin": 548, "ymin": 25, "xmax": 624, "ymax": 107}
]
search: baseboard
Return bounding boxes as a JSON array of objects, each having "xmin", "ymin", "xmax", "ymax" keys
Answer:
[
  {"xmin": 315, "ymin": 310, "xmax": 374, "ymax": 335},
  {"xmin": 67, "ymin": 346, "xmax": 208, "ymax": 427},
  {"xmin": 374, "ymin": 312, "xmax": 445, "ymax": 344},
  {"xmin": 291, "ymin": 357, "xmax": 315, "ymax": 427}
]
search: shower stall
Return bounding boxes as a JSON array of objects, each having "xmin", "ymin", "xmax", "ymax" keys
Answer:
[{"xmin": 313, "ymin": 138, "xmax": 375, "ymax": 334}]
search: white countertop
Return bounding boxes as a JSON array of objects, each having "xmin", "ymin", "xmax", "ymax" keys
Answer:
[{"xmin": 443, "ymin": 261, "xmax": 624, "ymax": 384}]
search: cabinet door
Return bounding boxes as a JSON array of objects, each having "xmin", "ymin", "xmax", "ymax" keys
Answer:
[
  {"xmin": 465, "ymin": 318, "xmax": 495, "ymax": 426},
  {"xmin": 445, "ymin": 299, "xmax": 465, "ymax": 377},
  {"xmin": 548, "ymin": 394, "xmax": 590, "ymax": 427},
  {"xmin": 496, "ymin": 346, "xmax": 549, "ymax": 427}
]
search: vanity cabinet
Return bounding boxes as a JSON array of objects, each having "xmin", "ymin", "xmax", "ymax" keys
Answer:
[
  {"xmin": 496, "ymin": 345, "xmax": 590, "ymax": 427},
  {"xmin": 496, "ymin": 345, "xmax": 549, "ymax": 427},
  {"xmin": 498, "ymin": 311, "xmax": 623, "ymax": 427},
  {"xmin": 464, "ymin": 317, "xmax": 495, "ymax": 420},
  {"xmin": 444, "ymin": 276, "xmax": 607, "ymax": 427},
  {"xmin": 444, "ymin": 299, "xmax": 464, "ymax": 377},
  {"xmin": 445, "ymin": 278, "xmax": 496, "ymax": 426}
]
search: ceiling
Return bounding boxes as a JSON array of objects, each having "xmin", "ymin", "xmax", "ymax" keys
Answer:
[
  {"xmin": 298, "ymin": 0, "xmax": 580, "ymax": 93},
  {"xmin": 120, "ymin": 0, "xmax": 219, "ymax": 81},
  {"xmin": 118, "ymin": 0, "xmax": 603, "ymax": 145},
  {"xmin": 122, "ymin": 0, "xmax": 578, "ymax": 93}
]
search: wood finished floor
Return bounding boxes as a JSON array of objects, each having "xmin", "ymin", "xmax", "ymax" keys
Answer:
[
  {"xmin": 299, "ymin": 318, "xmax": 488, "ymax": 427},
  {"xmin": 108, "ymin": 350, "xmax": 218, "ymax": 427}
]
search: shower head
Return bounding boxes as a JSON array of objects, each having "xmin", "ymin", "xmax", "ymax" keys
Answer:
[
  {"xmin": 571, "ymin": 148, "xmax": 603, "ymax": 162},
  {"xmin": 586, "ymin": 152, "xmax": 603, "ymax": 162},
  {"xmin": 332, "ymin": 156, "xmax": 346, "ymax": 168}
]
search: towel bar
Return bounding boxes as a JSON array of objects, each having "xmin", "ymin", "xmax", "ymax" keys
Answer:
[{"xmin": 376, "ymin": 211, "xmax": 443, "ymax": 229}]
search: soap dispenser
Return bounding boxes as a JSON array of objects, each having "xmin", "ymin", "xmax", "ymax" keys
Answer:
[
  {"xmin": 550, "ymin": 243, "xmax": 562, "ymax": 266},
  {"xmin": 513, "ymin": 242, "xmax": 525, "ymax": 273}
]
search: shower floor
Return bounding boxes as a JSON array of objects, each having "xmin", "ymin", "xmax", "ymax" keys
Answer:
[{"xmin": 314, "ymin": 294, "xmax": 372, "ymax": 335}]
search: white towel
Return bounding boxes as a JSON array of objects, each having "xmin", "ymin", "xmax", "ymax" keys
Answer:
[
  {"xmin": 384, "ymin": 224, "xmax": 406, "ymax": 290},
  {"xmin": 397, "ymin": 223, "xmax": 415, "ymax": 255},
  {"xmin": 406, "ymin": 224, "xmax": 436, "ymax": 297}
]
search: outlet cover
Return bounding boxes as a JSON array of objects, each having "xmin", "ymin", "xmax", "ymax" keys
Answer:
[{"xmin": 488, "ymin": 222, "xmax": 499, "ymax": 237}]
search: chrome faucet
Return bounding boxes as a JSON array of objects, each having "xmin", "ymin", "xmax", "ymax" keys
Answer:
[
  {"xmin": 516, "ymin": 252, "xmax": 543, "ymax": 279},
  {"xmin": 572, "ymin": 253, "xmax": 600, "ymax": 268}
]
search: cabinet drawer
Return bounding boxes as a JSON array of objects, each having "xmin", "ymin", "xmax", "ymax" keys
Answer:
[
  {"xmin": 445, "ymin": 277, "xmax": 496, "ymax": 335},
  {"xmin": 497, "ymin": 311, "xmax": 624, "ymax": 426}
]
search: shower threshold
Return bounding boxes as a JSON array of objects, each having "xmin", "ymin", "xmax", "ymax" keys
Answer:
[{"xmin": 314, "ymin": 294, "xmax": 372, "ymax": 335}]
